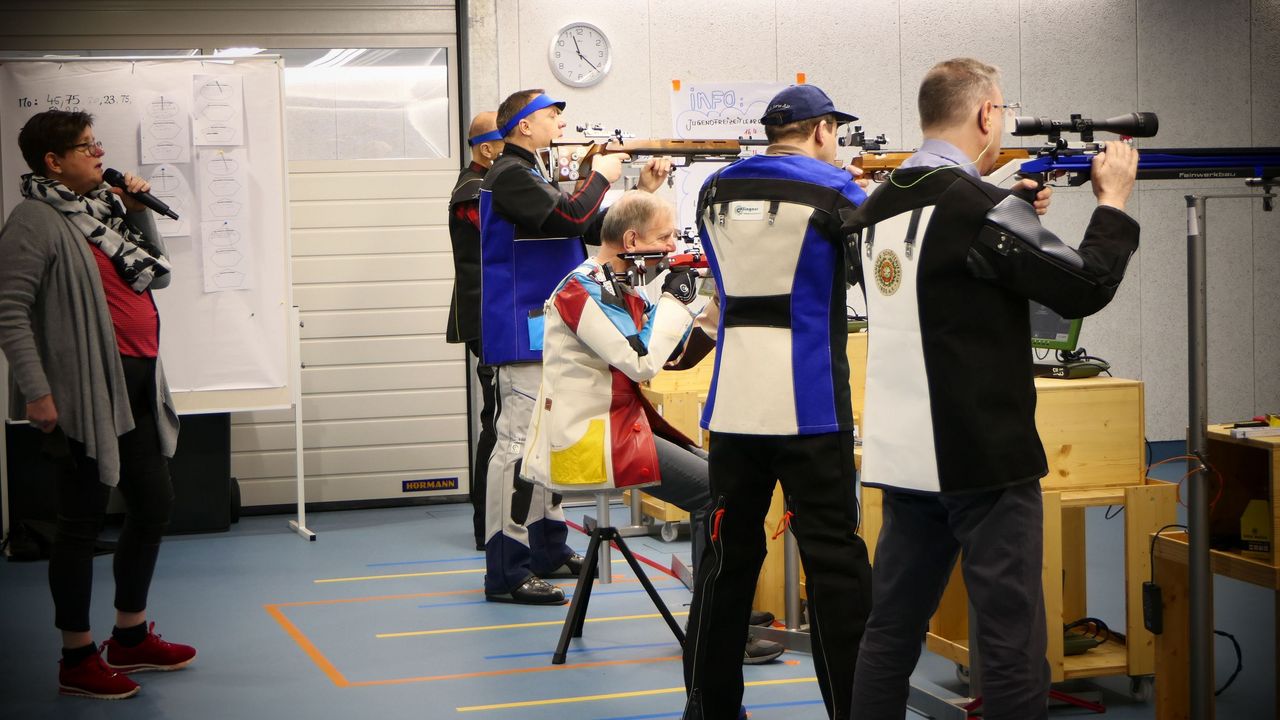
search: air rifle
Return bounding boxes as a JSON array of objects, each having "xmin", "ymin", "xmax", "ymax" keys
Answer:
[
  {"xmin": 835, "ymin": 124, "xmax": 1032, "ymax": 182},
  {"xmin": 852, "ymin": 148, "xmax": 1032, "ymax": 183},
  {"xmin": 1014, "ymin": 112, "xmax": 1159, "ymax": 186},
  {"xmin": 548, "ymin": 124, "xmax": 765, "ymax": 183}
]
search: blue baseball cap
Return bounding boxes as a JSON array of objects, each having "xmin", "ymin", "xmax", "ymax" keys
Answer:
[{"xmin": 759, "ymin": 85, "xmax": 858, "ymax": 126}]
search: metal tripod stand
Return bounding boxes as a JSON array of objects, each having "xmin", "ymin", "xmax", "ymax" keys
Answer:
[{"xmin": 551, "ymin": 493, "xmax": 686, "ymax": 665}]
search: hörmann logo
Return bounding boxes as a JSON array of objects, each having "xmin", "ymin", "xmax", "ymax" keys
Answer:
[{"xmin": 402, "ymin": 477, "xmax": 460, "ymax": 492}]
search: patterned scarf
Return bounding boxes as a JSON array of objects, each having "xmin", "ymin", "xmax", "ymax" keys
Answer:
[{"xmin": 21, "ymin": 173, "xmax": 171, "ymax": 292}]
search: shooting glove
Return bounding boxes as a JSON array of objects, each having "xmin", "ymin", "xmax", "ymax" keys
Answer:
[{"xmin": 662, "ymin": 268, "xmax": 699, "ymax": 304}]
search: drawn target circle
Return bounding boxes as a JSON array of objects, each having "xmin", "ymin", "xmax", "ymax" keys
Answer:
[
  {"xmin": 206, "ymin": 156, "xmax": 240, "ymax": 176},
  {"xmin": 213, "ymin": 270, "xmax": 245, "ymax": 288},
  {"xmin": 201, "ymin": 125, "xmax": 237, "ymax": 143},
  {"xmin": 199, "ymin": 103, "xmax": 235, "ymax": 122},
  {"xmin": 149, "ymin": 143, "xmax": 182, "ymax": 161},
  {"xmin": 209, "ymin": 178, "xmax": 242, "ymax": 196},
  {"xmin": 199, "ymin": 80, "xmax": 235, "ymax": 101},
  {"xmin": 208, "ymin": 199, "xmax": 242, "ymax": 218},
  {"xmin": 148, "ymin": 121, "xmax": 181, "ymax": 139},
  {"xmin": 208, "ymin": 227, "xmax": 240, "ymax": 246},
  {"xmin": 212, "ymin": 249, "xmax": 243, "ymax": 267},
  {"xmin": 147, "ymin": 97, "xmax": 179, "ymax": 119},
  {"xmin": 149, "ymin": 170, "xmax": 181, "ymax": 193}
]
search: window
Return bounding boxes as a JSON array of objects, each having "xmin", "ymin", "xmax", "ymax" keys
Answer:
[
  {"xmin": 1, "ymin": 50, "xmax": 199, "ymax": 58},
  {"xmin": 220, "ymin": 48, "xmax": 451, "ymax": 161}
]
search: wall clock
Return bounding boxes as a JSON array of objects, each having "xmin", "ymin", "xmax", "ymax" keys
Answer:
[{"xmin": 549, "ymin": 22, "xmax": 611, "ymax": 88}]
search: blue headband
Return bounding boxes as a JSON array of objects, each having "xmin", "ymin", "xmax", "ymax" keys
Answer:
[
  {"xmin": 467, "ymin": 129, "xmax": 503, "ymax": 146},
  {"xmin": 499, "ymin": 94, "xmax": 566, "ymax": 138}
]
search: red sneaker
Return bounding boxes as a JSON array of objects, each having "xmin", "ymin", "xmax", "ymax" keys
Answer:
[
  {"xmin": 103, "ymin": 622, "xmax": 197, "ymax": 673},
  {"xmin": 58, "ymin": 648, "xmax": 140, "ymax": 700}
]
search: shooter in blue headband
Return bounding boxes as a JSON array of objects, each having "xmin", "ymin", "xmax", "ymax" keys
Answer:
[{"xmin": 476, "ymin": 89, "xmax": 672, "ymax": 605}]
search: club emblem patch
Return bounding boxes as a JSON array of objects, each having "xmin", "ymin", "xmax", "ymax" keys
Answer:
[{"xmin": 874, "ymin": 249, "xmax": 903, "ymax": 296}]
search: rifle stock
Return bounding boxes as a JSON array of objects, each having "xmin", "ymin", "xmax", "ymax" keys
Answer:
[
  {"xmin": 852, "ymin": 147, "xmax": 1030, "ymax": 182},
  {"xmin": 548, "ymin": 138, "xmax": 755, "ymax": 182}
]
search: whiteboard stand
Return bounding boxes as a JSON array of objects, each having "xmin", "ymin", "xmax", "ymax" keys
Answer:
[{"xmin": 286, "ymin": 305, "xmax": 314, "ymax": 541}]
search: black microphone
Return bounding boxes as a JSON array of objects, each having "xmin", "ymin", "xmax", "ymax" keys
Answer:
[{"xmin": 103, "ymin": 168, "xmax": 179, "ymax": 220}]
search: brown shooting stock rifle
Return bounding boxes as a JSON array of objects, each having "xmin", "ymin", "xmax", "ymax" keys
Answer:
[
  {"xmin": 547, "ymin": 125, "xmax": 762, "ymax": 184},
  {"xmin": 547, "ymin": 124, "xmax": 1032, "ymax": 186},
  {"xmin": 851, "ymin": 148, "xmax": 1031, "ymax": 183}
]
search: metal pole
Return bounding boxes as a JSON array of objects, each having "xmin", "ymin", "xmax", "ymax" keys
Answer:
[
  {"xmin": 967, "ymin": 599, "xmax": 983, "ymax": 699},
  {"xmin": 1181, "ymin": 188, "xmax": 1273, "ymax": 718},
  {"xmin": 1185, "ymin": 195, "xmax": 1211, "ymax": 719},
  {"xmin": 784, "ymin": 528, "xmax": 801, "ymax": 630},
  {"xmin": 287, "ymin": 305, "xmax": 315, "ymax": 541},
  {"xmin": 456, "ymin": 0, "xmax": 471, "ymax": 173},
  {"xmin": 596, "ymin": 493, "xmax": 612, "ymax": 584}
]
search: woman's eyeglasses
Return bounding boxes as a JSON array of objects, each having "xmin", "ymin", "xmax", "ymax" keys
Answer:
[{"xmin": 69, "ymin": 140, "xmax": 105, "ymax": 156}]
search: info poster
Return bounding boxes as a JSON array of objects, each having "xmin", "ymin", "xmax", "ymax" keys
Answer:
[
  {"xmin": 669, "ymin": 81, "xmax": 785, "ymax": 141},
  {"xmin": 667, "ymin": 81, "xmax": 785, "ymax": 228}
]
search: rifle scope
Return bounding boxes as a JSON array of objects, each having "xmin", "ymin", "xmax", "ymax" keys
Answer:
[{"xmin": 1012, "ymin": 112, "xmax": 1159, "ymax": 140}]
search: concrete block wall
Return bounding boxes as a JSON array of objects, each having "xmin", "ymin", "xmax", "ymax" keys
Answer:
[{"xmin": 470, "ymin": 0, "xmax": 1280, "ymax": 440}]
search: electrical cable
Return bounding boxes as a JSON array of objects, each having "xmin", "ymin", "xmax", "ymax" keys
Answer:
[
  {"xmin": 1149, "ymin": 523, "xmax": 1189, "ymax": 584},
  {"xmin": 1146, "ymin": 454, "xmax": 1224, "ymax": 510},
  {"xmin": 887, "ymin": 132, "xmax": 997, "ymax": 189},
  {"xmin": 1064, "ymin": 617, "xmax": 1111, "ymax": 643},
  {"xmin": 1146, "ymin": 524, "xmax": 1245, "ymax": 697},
  {"xmin": 1106, "ymin": 438, "xmax": 1155, "ymax": 520},
  {"xmin": 1214, "ymin": 630, "xmax": 1243, "ymax": 696},
  {"xmin": 1056, "ymin": 346, "xmax": 1113, "ymax": 375}
]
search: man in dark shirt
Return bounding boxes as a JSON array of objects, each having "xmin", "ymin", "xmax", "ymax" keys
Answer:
[
  {"xmin": 478, "ymin": 88, "xmax": 670, "ymax": 604},
  {"xmin": 846, "ymin": 58, "xmax": 1138, "ymax": 720},
  {"xmin": 446, "ymin": 111, "xmax": 503, "ymax": 551}
]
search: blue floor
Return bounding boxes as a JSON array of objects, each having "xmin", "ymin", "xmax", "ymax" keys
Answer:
[{"xmin": 0, "ymin": 482, "xmax": 1273, "ymax": 719}]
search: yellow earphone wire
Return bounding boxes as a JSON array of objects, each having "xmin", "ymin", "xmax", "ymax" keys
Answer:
[{"xmin": 887, "ymin": 132, "xmax": 997, "ymax": 189}]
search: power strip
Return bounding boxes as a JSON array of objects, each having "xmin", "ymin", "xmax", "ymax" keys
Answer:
[{"xmin": 1142, "ymin": 581, "xmax": 1163, "ymax": 634}]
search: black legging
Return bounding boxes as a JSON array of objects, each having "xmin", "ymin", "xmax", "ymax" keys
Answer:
[
  {"xmin": 48, "ymin": 355, "xmax": 174, "ymax": 633},
  {"xmin": 466, "ymin": 340, "xmax": 497, "ymax": 549}
]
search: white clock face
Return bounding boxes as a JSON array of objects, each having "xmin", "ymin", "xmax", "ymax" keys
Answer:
[{"xmin": 549, "ymin": 23, "xmax": 611, "ymax": 88}]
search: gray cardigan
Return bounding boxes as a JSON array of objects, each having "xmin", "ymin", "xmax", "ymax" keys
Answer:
[{"xmin": 0, "ymin": 198, "xmax": 180, "ymax": 487}]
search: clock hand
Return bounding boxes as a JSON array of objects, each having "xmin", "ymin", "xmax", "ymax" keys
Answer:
[{"xmin": 569, "ymin": 34, "xmax": 601, "ymax": 70}]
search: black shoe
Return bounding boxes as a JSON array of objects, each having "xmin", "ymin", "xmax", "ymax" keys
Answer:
[
  {"xmin": 485, "ymin": 577, "xmax": 567, "ymax": 605},
  {"xmin": 743, "ymin": 636, "xmax": 784, "ymax": 665},
  {"xmin": 749, "ymin": 610, "xmax": 775, "ymax": 627},
  {"xmin": 537, "ymin": 553, "xmax": 585, "ymax": 579}
]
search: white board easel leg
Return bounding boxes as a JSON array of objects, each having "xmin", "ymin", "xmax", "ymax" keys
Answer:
[{"xmin": 287, "ymin": 305, "xmax": 314, "ymax": 541}]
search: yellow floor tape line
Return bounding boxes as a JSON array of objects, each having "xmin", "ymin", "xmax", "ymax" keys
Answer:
[
  {"xmin": 315, "ymin": 559, "xmax": 628, "ymax": 585},
  {"xmin": 377, "ymin": 611, "xmax": 689, "ymax": 639},
  {"xmin": 314, "ymin": 568, "xmax": 484, "ymax": 584},
  {"xmin": 455, "ymin": 676, "xmax": 818, "ymax": 712}
]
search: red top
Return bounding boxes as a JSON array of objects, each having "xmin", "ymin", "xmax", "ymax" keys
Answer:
[{"xmin": 88, "ymin": 244, "xmax": 160, "ymax": 358}]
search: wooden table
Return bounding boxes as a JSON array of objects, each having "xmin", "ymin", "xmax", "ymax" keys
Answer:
[
  {"xmin": 1153, "ymin": 532, "xmax": 1279, "ymax": 719},
  {"xmin": 1153, "ymin": 425, "xmax": 1280, "ymax": 719}
]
